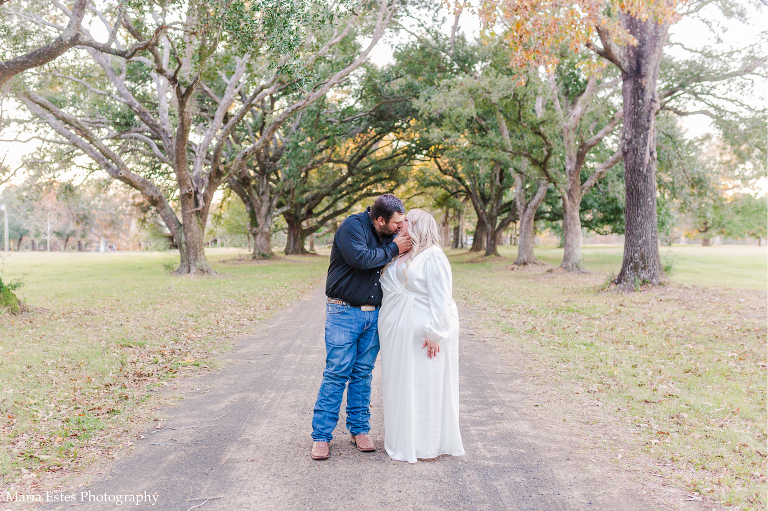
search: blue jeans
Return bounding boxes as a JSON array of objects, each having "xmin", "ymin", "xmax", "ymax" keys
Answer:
[{"xmin": 311, "ymin": 303, "xmax": 380, "ymax": 442}]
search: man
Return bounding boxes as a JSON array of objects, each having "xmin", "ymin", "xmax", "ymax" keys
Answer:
[{"xmin": 311, "ymin": 194, "xmax": 412, "ymax": 460}]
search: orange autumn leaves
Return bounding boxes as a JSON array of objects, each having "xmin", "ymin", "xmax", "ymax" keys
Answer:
[{"xmin": 472, "ymin": 0, "xmax": 682, "ymax": 71}]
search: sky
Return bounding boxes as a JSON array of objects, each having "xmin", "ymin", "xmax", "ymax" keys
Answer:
[{"xmin": 1, "ymin": 2, "xmax": 766, "ymax": 192}]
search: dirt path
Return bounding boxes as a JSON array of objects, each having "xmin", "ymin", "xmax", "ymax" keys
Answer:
[{"xmin": 42, "ymin": 287, "xmax": 675, "ymax": 510}]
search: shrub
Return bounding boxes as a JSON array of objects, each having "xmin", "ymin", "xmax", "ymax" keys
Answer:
[
  {"xmin": 662, "ymin": 252, "xmax": 676, "ymax": 276},
  {"xmin": 0, "ymin": 275, "xmax": 25, "ymax": 314}
]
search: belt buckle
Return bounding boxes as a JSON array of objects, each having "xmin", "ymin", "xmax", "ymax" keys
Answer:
[{"xmin": 360, "ymin": 305, "xmax": 375, "ymax": 312}]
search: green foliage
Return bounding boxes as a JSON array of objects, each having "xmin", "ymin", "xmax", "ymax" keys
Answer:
[
  {"xmin": 652, "ymin": 112, "xmax": 765, "ymax": 243},
  {"xmin": 720, "ymin": 194, "xmax": 767, "ymax": 241},
  {"xmin": 539, "ymin": 166, "xmax": 626, "ymax": 235},
  {"xmin": 401, "ymin": 34, "xmax": 627, "ymax": 259},
  {"xmin": 0, "ymin": 275, "xmax": 24, "ymax": 292},
  {"xmin": 141, "ymin": 223, "xmax": 172, "ymax": 252},
  {"xmin": 219, "ymin": 196, "xmax": 251, "ymax": 240},
  {"xmin": 398, "ymin": 37, "xmax": 533, "ymax": 241},
  {"xmin": 3, "ymin": 0, "xmax": 764, "ymax": 271},
  {"xmin": 0, "ymin": 274, "xmax": 24, "ymax": 314},
  {"xmin": 211, "ymin": 192, "xmax": 251, "ymax": 248},
  {"xmin": 662, "ymin": 251, "xmax": 676, "ymax": 276},
  {"xmin": 599, "ymin": 272, "xmax": 616, "ymax": 291},
  {"xmin": 0, "ymin": 189, "xmax": 29, "ymax": 247},
  {"xmin": 660, "ymin": 14, "xmax": 767, "ymax": 183},
  {"xmin": 224, "ymin": 56, "xmax": 418, "ymax": 255},
  {"xmin": 656, "ymin": 195, "xmax": 675, "ymax": 244},
  {"xmin": 554, "ymin": 53, "xmax": 589, "ymax": 103},
  {"xmin": 220, "ymin": 0, "xmax": 349, "ymax": 79}
]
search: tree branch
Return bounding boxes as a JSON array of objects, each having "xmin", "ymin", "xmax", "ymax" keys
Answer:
[
  {"xmin": 580, "ymin": 149, "xmax": 622, "ymax": 196},
  {"xmin": 583, "ymin": 108, "xmax": 623, "ymax": 150},
  {"xmin": 0, "ymin": 0, "xmax": 87, "ymax": 86}
]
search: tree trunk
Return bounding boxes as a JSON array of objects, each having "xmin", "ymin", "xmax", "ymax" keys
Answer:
[
  {"xmin": 452, "ymin": 223, "xmax": 461, "ymax": 249},
  {"xmin": 31, "ymin": 239, "xmax": 37, "ymax": 251},
  {"xmin": 470, "ymin": 217, "xmax": 487, "ymax": 252},
  {"xmin": 441, "ymin": 210, "xmax": 452, "ymax": 247},
  {"xmin": 229, "ymin": 177, "xmax": 274, "ymax": 259},
  {"xmin": 307, "ymin": 218, "xmax": 316, "ymax": 252},
  {"xmin": 452, "ymin": 209, "xmax": 465, "ymax": 249},
  {"xmin": 284, "ymin": 218, "xmax": 307, "ymax": 255},
  {"xmin": 249, "ymin": 208, "xmax": 273, "ymax": 259},
  {"xmin": 614, "ymin": 13, "xmax": 669, "ymax": 287},
  {"xmin": 560, "ymin": 192, "xmax": 585, "ymax": 272},
  {"xmin": 170, "ymin": 186, "xmax": 214, "ymax": 275},
  {"xmin": 514, "ymin": 177, "xmax": 548, "ymax": 266},
  {"xmin": 484, "ymin": 219, "xmax": 499, "ymax": 257},
  {"xmin": 702, "ymin": 237, "xmax": 711, "ymax": 247},
  {"xmin": 77, "ymin": 240, "xmax": 83, "ymax": 252},
  {"xmin": 515, "ymin": 207, "xmax": 538, "ymax": 265},
  {"xmin": 174, "ymin": 218, "xmax": 214, "ymax": 275},
  {"xmin": 252, "ymin": 225, "xmax": 272, "ymax": 257},
  {"xmin": 168, "ymin": 85, "xmax": 215, "ymax": 276}
]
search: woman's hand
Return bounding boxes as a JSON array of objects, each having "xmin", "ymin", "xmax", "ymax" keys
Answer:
[{"xmin": 422, "ymin": 338, "xmax": 440, "ymax": 359}]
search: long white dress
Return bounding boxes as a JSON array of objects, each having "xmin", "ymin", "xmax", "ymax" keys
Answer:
[{"xmin": 378, "ymin": 245, "xmax": 464, "ymax": 463}]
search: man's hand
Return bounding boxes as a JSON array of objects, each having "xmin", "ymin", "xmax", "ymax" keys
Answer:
[{"xmin": 394, "ymin": 233, "xmax": 412, "ymax": 254}]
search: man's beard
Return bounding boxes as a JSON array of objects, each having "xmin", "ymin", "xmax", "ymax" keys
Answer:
[{"xmin": 380, "ymin": 224, "xmax": 399, "ymax": 236}]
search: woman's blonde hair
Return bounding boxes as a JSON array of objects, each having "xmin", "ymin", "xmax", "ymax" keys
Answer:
[{"xmin": 384, "ymin": 208, "xmax": 441, "ymax": 281}]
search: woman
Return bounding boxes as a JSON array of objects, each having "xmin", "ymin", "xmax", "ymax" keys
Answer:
[{"xmin": 378, "ymin": 209, "xmax": 464, "ymax": 463}]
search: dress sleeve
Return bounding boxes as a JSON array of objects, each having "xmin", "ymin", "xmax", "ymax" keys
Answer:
[{"xmin": 424, "ymin": 249, "xmax": 454, "ymax": 343}]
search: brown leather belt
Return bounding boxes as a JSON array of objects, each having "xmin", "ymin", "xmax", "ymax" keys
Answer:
[{"xmin": 327, "ymin": 298, "xmax": 378, "ymax": 311}]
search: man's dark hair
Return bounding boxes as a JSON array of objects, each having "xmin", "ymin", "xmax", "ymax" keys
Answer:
[{"xmin": 371, "ymin": 194, "xmax": 405, "ymax": 222}]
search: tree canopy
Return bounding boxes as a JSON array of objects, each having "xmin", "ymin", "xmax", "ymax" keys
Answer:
[{"xmin": 0, "ymin": 0, "xmax": 765, "ymax": 281}]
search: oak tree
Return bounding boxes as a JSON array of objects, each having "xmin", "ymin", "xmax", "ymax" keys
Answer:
[{"xmin": 10, "ymin": 0, "xmax": 396, "ymax": 273}]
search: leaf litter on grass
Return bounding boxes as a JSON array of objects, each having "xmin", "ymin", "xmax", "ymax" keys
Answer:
[
  {"xmin": 0, "ymin": 250, "xmax": 328, "ymax": 500},
  {"xmin": 449, "ymin": 247, "xmax": 767, "ymax": 510}
]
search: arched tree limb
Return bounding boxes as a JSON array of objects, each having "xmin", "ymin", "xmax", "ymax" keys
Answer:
[{"xmin": 0, "ymin": 0, "xmax": 87, "ymax": 87}]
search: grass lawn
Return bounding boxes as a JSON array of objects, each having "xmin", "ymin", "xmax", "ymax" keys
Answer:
[
  {"xmin": 450, "ymin": 244, "xmax": 767, "ymax": 509},
  {"xmin": 525, "ymin": 244, "xmax": 767, "ymax": 290},
  {"xmin": 0, "ymin": 244, "xmax": 765, "ymax": 509},
  {"xmin": 0, "ymin": 249, "xmax": 328, "ymax": 495}
]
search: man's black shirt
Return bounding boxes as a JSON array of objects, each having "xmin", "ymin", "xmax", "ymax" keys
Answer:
[{"xmin": 325, "ymin": 207, "xmax": 399, "ymax": 306}]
